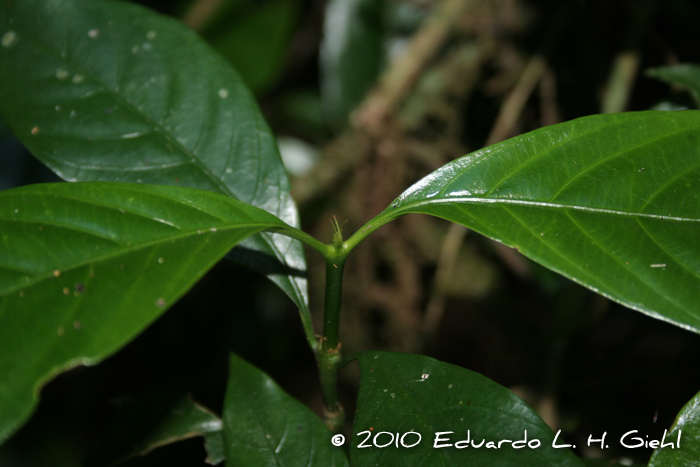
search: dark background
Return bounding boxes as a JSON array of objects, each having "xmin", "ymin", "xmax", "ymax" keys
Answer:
[{"xmin": 2, "ymin": 0, "xmax": 700, "ymax": 465}]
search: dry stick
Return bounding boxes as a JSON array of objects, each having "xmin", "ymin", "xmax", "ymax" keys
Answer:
[
  {"xmin": 600, "ymin": 0, "xmax": 654, "ymax": 113},
  {"xmin": 539, "ymin": 67, "xmax": 560, "ymax": 127},
  {"xmin": 422, "ymin": 54, "xmax": 548, "ymax": 340},
  {"xmin": 294, "ymin": 0, "xmax": 484, "ymax": 205},
  {"xmin": 485, "ymin": 55, "xmax": 547, "ymax": 146},
  {"xmin": 353, "ymin": 0, "xmax": 483, "ymax": 134},
  {"xmin": 423, "ymin": 225, "xmax": 469, "ymax": 337},
  {"xmin": 182, "ymin": 0, "xmax": 226, "ymax": 31},
  {"xmin": 601, "ymin": 52, "xmax": 640, "ymax": 114}
]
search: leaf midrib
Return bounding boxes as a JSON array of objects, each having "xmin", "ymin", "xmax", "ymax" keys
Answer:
[
  {"xmin": 0, "ymin": 220, "xmax": 275, "ymax": 296},
  {"xmin": 389, "ymin": 197, "xmax": 700, "ymax": 223}
]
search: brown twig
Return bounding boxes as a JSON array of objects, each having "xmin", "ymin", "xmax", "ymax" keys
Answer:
[
  {"xmin": 600, "ymin": 0, "xmax": 654, "ymax": 113},
  {"xmin": 422, "ymin": 51, "xmax": 548, "ymax": 340},
  {"xmin": 423, "ymin": 225, "xmax": 468, "ymax": 337},
  {"xmin": 601, "ymin": 52, "xmax": 640, "ymax": 114},
  {"xmin": 485, "ymin": 54, "xmax": 547, "ymax": 145},
  {"xmin": 352, "ymin": 0, "xmax": 484, "ymax": 134},
  {"xmin": 182, "ymin": 0, "xmax": 225, "ymax": 31}
]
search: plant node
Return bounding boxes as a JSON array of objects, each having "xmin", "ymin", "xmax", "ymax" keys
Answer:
[{"xmin": 323, "ymin": 403, "xmax": 345, "ymax": 433}]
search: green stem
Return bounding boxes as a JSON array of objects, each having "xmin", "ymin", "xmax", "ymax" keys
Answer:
[
  {"xmin": 271, "ymin": 226, "xmax": 334, "ymax": 259},
  {"xmin": 322, "ymin": 255, "xmax": 345, "ymax": 350},
  {"xmin": 343, "ymin": 214, "xmax": 397, "ymax": 254},
  {"xmin": 271, "ymin": 217, "xmax": 398, "ymax": 430},
  {"xmin": 317, "ymin": 219, "xmax": 349, "ymax": 431}
]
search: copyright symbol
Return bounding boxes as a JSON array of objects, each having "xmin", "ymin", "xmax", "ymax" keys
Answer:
[{"xmin": 331, "ymin": 434, "xmax": 345, "ymax": 446}]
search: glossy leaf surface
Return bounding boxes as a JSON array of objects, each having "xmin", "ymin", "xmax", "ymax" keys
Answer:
[
  {"xmin": 648, "ymin": 391, "xmax": 700, "ymax": 467},
  {"xmin": 87, "ymin": 393, "xmax": 222, "ymax": 467},
  {"xmin": 222, "ymin": 353, "xmax": 349, "ymax": 467},
  {"xmin": 362, "ymin": 111, "xmax": 700, "ymax": 333},
  {"xmin": 352, "ymin": 351, "xmax": 583, "ymax": 466},
  {"xmin": 0, "ymin": 182, "xmax": 296, "ymax": 441},
  {"xmin": 647, "ymin": 65, "xmax": 700, "ymax": 105},
  {"xmin": 0, "ymin": 0, "xmax": 311, "ymax": 333}
]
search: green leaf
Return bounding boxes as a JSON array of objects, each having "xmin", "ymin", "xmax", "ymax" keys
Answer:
[
  {"xmin": 358, "ymin": 111, "xmax": 700, "ymax": 334},
  {"xmin": 352, "ymin": 351, "xmax": 583, "ymax": 467},
  {"xmin": 0, "ymin": 0, "xmax": 312, "ymax": 338},
  {"xmin": 648, "ymin": 391, "xmax": 700, "ymax": 467},
  {"xmin": 647, "ymin": 65, "xmax": 700, "ymax": 105},
  {"xmin": 0, "ymin": 182, "xmax": 298, "ymax": 442},
  {"xmin": 321, "ymin": 0, "xmax": 385, "ymax": 128},
  {"xmin": 86, "ymin": 393, "xmax": 222, "ymax": 467},
  {"xmin": 582, "ymin": 460, "xmax": 644, "ymax": 467},
  {"xmin": 222, "ymin": 353, "xmax": 349, "ymax": 467},
  {"xmin": 203, "ymin": 431, "xmax": 225, "ymax": 465}
]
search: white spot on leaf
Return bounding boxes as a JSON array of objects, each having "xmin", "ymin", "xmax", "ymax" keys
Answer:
[
  {"xmin": 56, "ymin": 69, "xmax": 69, "ymax": 80},
  {"xmin": 1, "ymin": 31, "xmax": 17, "ymax": 48},
  {"xmin": 218, "ymin": 88, "xmax": 229, "ymax": 99},
  {"xmin": 146, "ymin": 30, "xmax": 157, "ymax": 40},
  {"xmin": 88, "ymin": 29, "xmax": 99, "ymax": 39},
  {"xmin": 72, "ymin": 74, "xmax": 85, "ymax": 84}
]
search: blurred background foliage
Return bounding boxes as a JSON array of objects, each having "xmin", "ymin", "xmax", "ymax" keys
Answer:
[{"xmin": 2, "ymin": 0, "xmax": 700, "ymax": 465}]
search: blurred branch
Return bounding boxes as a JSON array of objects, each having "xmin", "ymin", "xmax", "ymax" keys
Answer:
[
  {"xmin": 424, "ymin": 4, "xmax": 577, "ymax": 327},
  {"xmin": 352, "ymin": 0, "xmax": 484, "ymax": 134},
  {"xmin": 293, "ymin": 0, "xmax": 487, "ymax": 205},
  {"xmin": 182, "ymin": 0, "xmax": 225, "ymax": 31},
  {"xmin": 423, "ymin": 225, "xmax": 468, "ymax": 337},
  {"xmin": 601, "ymin": 52, "xmax": 640, "ymax": 114},
  {"xmin": 485, "ymin": 54, "xmax": 547, "ymax": 145},
  {"xmin": 601, "ymin": 0, "xmax": 654, "ymax": 113},
  {"xmin": 423, "ymin": 52, "xmax": 547, "ymax": 342},
  {"xmin": 539, "ymin": 67, "xmax": 560, "ymax": 127}
]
